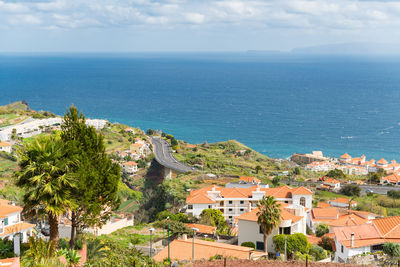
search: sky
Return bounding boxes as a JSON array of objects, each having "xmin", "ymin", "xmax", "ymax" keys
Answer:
[{"xmin": 1, "ymin": 0, "xmax": 400, "ymax": 52}]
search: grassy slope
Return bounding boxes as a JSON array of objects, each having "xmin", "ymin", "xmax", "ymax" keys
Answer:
[
  {"xmin": 0, "ymin": 101, "xmax": 30, "ymax": 128},
  {"xmin": 174, "ymin": 139, "xmax": 290, "ymax": 184}
]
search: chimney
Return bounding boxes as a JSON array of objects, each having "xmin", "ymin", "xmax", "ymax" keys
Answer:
[
  {"xmin": 256, "ymin": 185, "xmax": 260, "ymax": 192},
  {"xmin": 212, "ymin": 186, "xmax": 216, "ymax": 191},
  {"xmin": 247, "ymin": 202, "xmax": 252, "ymax": 212},
  {"xmin": 182, "ymin": 234, "xmax": 187, "ymax": 241},
  {"xmin": 350, "ymin": 232, "xmax": 354, "ymax": 247}
]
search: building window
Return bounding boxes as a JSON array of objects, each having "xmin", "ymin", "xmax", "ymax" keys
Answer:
[
  {"xmin": 188, "ymin": 205, "xmax": 193, "ymax": 209},
  {"xmin": 229, "ymin": 208, "xmax": 233, "ymax": 211},
  {"xmin": 240, "ymin": 200, "xmax": 244, "ymax": 204},
  {"xmin": 279, "ymin": 227, "xmax": 291, "ymax": 235},
  {"xmin": 341, "ymin": 245, "xmax": 344, "ymax": 253},
  {"xmin": 284, "ymin": 201, "xmax": 289, "ymax": 203},
  {"xmin": 259, "ymin": 226, "xmax": 263, "ymax": 234},
  {"xmin": 208, "ymin": 205, "xmax": 212, "ymax": 209},
  {"xmin": 256, "ymin": 241, "xmax": 265, "ymax": 251},
  {"xmin": 240, "ymin": 208, "xmax": 244, "ymax": 212},
  {"xmin": 229, "ymin": 201, "xmax": 233, "ymax": 204},
  {"xmin": 228, "ymin": 216, "xmax": 232, "ymax": 219},
  {"xmin": 300, "ymin": 197, "xmax": 306, "ymax": 207},
  {"xmin": 4, "ymin": 218, "xmax": 8, "ymax": 226}
]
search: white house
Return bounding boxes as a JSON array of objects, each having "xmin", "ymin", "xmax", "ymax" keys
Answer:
[
  {"xmin": 237, "ymin": 203, "xmax": 307, "ymax": 252},
  {"xmin": 0, "ymin": 142, "xmax": 11, "ymax": 153},
  {"xmin": 319, "ymin": 178, "xmax": 341, "ymax": 191},
  {"xmin": 329, "ymin": 198, "xmax": 357, "ymax": 209},
  {"xmin": 0, "ymin": 199, "xmax": 35, "ymax": 243},
  {"xmin": 334, "ymin": 216, "xmax": 400, "ymax": 262},
  {"xmin": 86, "ymin": 119, "xmax": 108, "ymax": 130},
  {"xmin": 185, "ymin": 185, "xmax": 312, "ymax": 224},
  {"xmin": 122, "ymin": 161, "xmax": 138, "ymax": 174}
]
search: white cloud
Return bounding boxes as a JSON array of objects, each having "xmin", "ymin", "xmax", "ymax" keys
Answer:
[{"xmin": 0, "ymin": 0, "xmax": 400, "ymax": 32}]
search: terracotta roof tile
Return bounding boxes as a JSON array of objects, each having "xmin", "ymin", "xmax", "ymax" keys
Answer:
[
  {"xmin": 0, "ymin": 142, "xmax": 11, "ymax": 147},
  {"xmin": 328, "ymin": 214, "xmax": 368, "ymax": 227},
  {"xmin": 330, "ymin": 198, "xmax": 357, "ymax": 205},
  {"xmin": 312, "ymin": 207, "xmax": 338, "ymax": 220},
  {"xmin": 317, "ymin": 202, "xmax": 331, "ymax": 208},
  {"xmin": 237, "ymin": 205, "xmax": 303, "ymax": 224},
  {"xmin": 0, "ymin": 205, "xmax": 22, "ymax": 218},
  {"xmin": 185, "ymin": 223, "xmax": 216, "ymax": 234},
  {"xmin": 341, "ymin": 153, "xmax": 351, "ymax": 159},
  {"xmin": 153, "ymin": 239, "xmax": 261, "ymax": 261},
  {"xmin": 377, "ymin": 158, "xmax": 388, "ymax": 165},
  {"xmin": 373, "ymin": 216, "xmax": 400, "ymax": 238},
  {"xmin": 0, "ymin": 222, "xmax": 35, "ymax": 237},
  {"xmin": 122, "ymin": 161, "xmax": 137, "ymax": 166},
  {"xmin": 239, "ymin": 176, "xmax": 260, "ymax": 184}
]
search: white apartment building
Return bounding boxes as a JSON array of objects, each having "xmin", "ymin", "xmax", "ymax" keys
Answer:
[
  {"xmin": 0, "ymin": 200, "xmax": 35, "ymax": 243},
  {"xmin": 237, "ymin": 203, "xmax": 307, "ymax": 252},
  {"xmin": 185, "ymin": 185, "xmax": 312, "ymax": 224},
  {"xmin": 86, "ymin": 119, "xmax": 108, "ymax": 130},
  {"xmin": 122, "ymin": 161, "xmax": 138, "ymax": 174}
]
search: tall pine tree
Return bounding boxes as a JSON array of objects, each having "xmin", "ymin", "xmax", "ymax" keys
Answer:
[{"xmin": 61, "ymin": 106, "xmax": 121, "ymax": 248}]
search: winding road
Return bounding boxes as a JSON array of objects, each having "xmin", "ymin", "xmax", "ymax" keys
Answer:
[{"xmin": 150, "ymin": 137, "xmax": 194, "ymax": 173}]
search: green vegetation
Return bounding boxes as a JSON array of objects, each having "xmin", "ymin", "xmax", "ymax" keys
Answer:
[
  {"xmin": 318, "ymin": 236, "xmax": 334, "ymax": 251},
  {"xmin": 326, "ymin": 168, "xmax": 345, "ymax": 179},
  {"xmin": 315, "ymin": 223, "xmax": 329, "ymax": 237},
  {"xmin": 174, "ymin": 140, "xmax": 290, "ymax": 178},
  {"xmin": 273, "ymin": 233, "xmax": 328, "ymax": 261},
  {"xmin": 16, "ymin": 135, "xmax": 75, "ymax": 244},
  {"xmin": 339, "ymin": 184, "xmax": 361, "ymax": 197},
  {"xmin": 383, "ymin": 242, "xmax": 400, "ymax": 258},
  {"xmin": 257, "ymin": 196, "xmax": 281, "ymax": 254},
  {"xmin": 241, "ymin": 242, "xmax": 256, "ymax": 249},
  {"xmin": 61, "ymin": 106, "xmax": 121, "ymax": 248},
  {"xmin": 198, "ymin": 209, "xmax": 230, "ymax": 235}
]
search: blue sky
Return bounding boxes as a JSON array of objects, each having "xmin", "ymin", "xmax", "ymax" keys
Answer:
[{"xmin": 0, "ymin": 0, "xmax": 399, "ymax": 52}]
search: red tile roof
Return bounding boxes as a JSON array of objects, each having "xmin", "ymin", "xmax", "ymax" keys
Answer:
[
  {"xmin": 239, "ymin": 176, "xmax": 260, "ymax": 184},
  {"xmin": 341, "ymin": 153, "xmax": 351, "ymax": 159},
  {"xmin": 328, "ymin": 214, "xmax": 368, "ymax": 227},
  {"xmin": 237, "ymin": 204, "xmax": 303, "ymax": 224},
  {"xmin": 185, "ymin": 223, "xmax": 216, "ymax": 234},
  {"xmin": 153, "ymin": 238, "xmax": 261, "ymax": 261},
  {"xmin": 311, "ymin": 207, "xmax": 338, "ymax": 220},
  {"xmin": 330, "ymin": 198, "xmax": 357, "ymax": 205},
  {"xmin": 377, "ymin": 158, "xmax": 388, "ymax": 165},
  {"xmin": 382, "ymin": 173, "xmax": 400, "ymax": 183},
  {"xmin": 122, "ymin": 161, "xmax": 137, "ymax": 166},
  {"xmin": 0, "ymin": 142, "xmax": 11, "ymax": 147}
]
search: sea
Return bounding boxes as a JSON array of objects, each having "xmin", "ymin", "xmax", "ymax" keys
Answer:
[{"xmin": 1, "ymin": 53, "xmax": 400, "ymax": 161}]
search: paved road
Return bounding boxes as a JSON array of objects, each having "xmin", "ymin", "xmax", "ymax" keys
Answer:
[
  {"xmin": 281, "ymin": 180, "xmax": 400, "ymax": 195},
  {"xmin": 150, "ymin": 137, "xmax": 194, "ymax": 173}
]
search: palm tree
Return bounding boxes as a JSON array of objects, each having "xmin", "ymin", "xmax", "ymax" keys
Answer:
[
  {"xmin": 15, "ymin": 135, "xmax": 75, "ymax": 245},
  {"xmin": 256, "ymin": 196, "xmax": 281, "ymax": 255}
]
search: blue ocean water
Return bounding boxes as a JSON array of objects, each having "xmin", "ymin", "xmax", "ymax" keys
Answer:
[{"xmin": 1, "ymin": 53, "xmax": 400, "ymax": 160}]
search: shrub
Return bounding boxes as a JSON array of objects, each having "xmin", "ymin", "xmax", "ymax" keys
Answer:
[
  {"xmin": 273, "ymin": 233, "xmax": 309, "ymax": 255},
  {"xmin": 388, "ymin": 190, "xmax": 400, "ymax": 199},
  {"xmin": 318, "ymin": 236, "xmax": 333, "ymax": 251},
  {"xmin": 339, "ymin": 184, "xmax": 361, "ymax": 197},
  {"xmin": 383, "ymin": 242, "xmax": 400, "ymax": 258},
  {"xmin": 315, "ymin": 224, "xmax": 329, "ymax": 237},
  {"xmin": 241, "ymin": 242, "xmax": 256, "ymax": 249},
  {"xmin": 309, "ymin": 245, "xmax": 328, "ymax": 261},
  {"xmin": 326, "ymin": 169, "xmax": 345, "ymax": 179}
]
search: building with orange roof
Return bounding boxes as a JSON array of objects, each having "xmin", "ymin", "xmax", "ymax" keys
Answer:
[
  {"xmin": 340, "ymin": 153, "xmax": 352, "ymax": 163},
  {"xmin": 239, "ymin": 176, "xmax": 261, "ymax": 184},
  {"xmin": 376, "ymin": 158, "xmax": 388, "ymax": 167},
  {"xmin": 124, "ymin": 127, "xmax": 135, "ymax": 134},
  {"xmin": 0, "ymin": 142, "xmax": 11, "ymax": 153},
  {"xmin": 185, "ymin": 185, "xmax": 313, "ymax": 223},
  {"xmin": 318, "ymin": 178, "xmax": 341, "ymax": 191},
  {"xmin": 333, "ymin": 215, "xmax": 400, "ymax": 262},
  {"xmin": 381, "ymin": 173, "xmax": 400, "ymax": 186},
  {"xmin": 122, "ymin": 161, "xmax": 138, "ymax": 174},
  {"xmin": 0, "ymin": 257, "xmax": 19, "ymax": 267},
  {"xmin": 0, "ymin": 200, "xmax": 35, "ymax": 243},
  {"xmin": 329, "ymin": 198, "xmax": 357, "ymax": 209},
  {"xmin": 153, "ymin": 237, "xmax": 261, "ymax": 262},
  {"xmin": 316, "ymin": 202, "xmax": 331, "ymax": 208},
  {"xmin": 184, "ymin": 223, "xmax": 216, "ymax": 235},
  {"xmin": 237, "ymin": 203, "xmax": 307, "ymax": 252}
]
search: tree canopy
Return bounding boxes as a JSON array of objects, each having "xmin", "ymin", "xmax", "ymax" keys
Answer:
[{"xmin": 257, "ymin": 196, "xmax": 281, "ymax": 253}]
